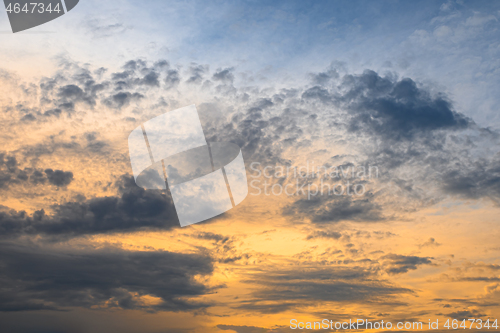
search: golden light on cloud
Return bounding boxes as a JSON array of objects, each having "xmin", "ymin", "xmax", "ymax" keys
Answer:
[{"xmin": 1, "ymin": 4, "xmax": 500, "ymax": 331}]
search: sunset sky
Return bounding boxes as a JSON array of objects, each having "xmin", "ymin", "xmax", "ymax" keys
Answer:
[{"xmin": 1, "ymin": 1, "xmax": 500, "ymax": 332}]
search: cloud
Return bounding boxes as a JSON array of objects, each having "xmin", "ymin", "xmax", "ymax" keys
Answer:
[
  {"xmin": 447, "ymin": 309, "xmax": 486, "ymax": 320},
  {"xmin": 304, "ymin": 70, "xmax": 471, "ymax": 140},
  {"xmin": 306, "ymin": 230, "xmax": 342, "ymax": 240},
  {"xmin": 217, "ymin": 325, "xmax": 290, "ymax": 333},
  {"xmin": 382, "ymin": 254, "xmax": 433, "ymax": 275},
  {"xmin": 103, "ymin": 92, "xmax": 144, "ymax": 109},
  {"xmin": 440, "ymin": 155, "xmax": 500, "ymax": 201},
  {"xmin": 217, "ymin": 325, "xmax": 267, "ymax": 333},
  {"xmin": 86, "ymin": 18, "xmax": 129, "ymax": 38},
  {"xmin": 418, "ymin": 238, "xmax": 441, "ymax": 248},
  {"xmin": 309, "ymin": 68, "xmax": 339, "ymax": 86},
  {"xmin": 141, "ymin": 71, "xmax": 160, "ymax": 87},
  {"xmin": 186, "ymin": 64, "xmax": 208, "ymax": 84},
  {"xmin": 465, "ymin": 13, "xmax": 497, "ymax": 27},
  {"xmin": 192, "ymin": 232, "xmax": 230, "ymax": 244},
  {"xmin": 0, "ymin": 242, "xmax": 214, "ymax": 312},
  {"xmin": 52, "ymin": 79, "xmax": 103, "ymax": 111},
  {"xmin": 0, "ymin": 175, "xmax": 180, "ymax": 239},
  {"xmin": 284, "ymin": 195, "xmax": 385, "ymax": 224},
  {"xmin": 165, "ymin": 69, "xmax": 181, "ymax": 90},
  {"xmin": 0, "ymin": 153, "xmax": 74, "ymax": 189},
  {"xmin": 44, "ymin": 169, "xmax": 74, "ymax": 187},
  {"xmin": 0, "ymin": 153, "xmax": 20, "ymax": 189},
  {"xmin": 238, "ymin": 267, "xmax": 412, "ymax": 313},
  {"xmin": 212, "ymin": 68, "xmax": 235, "ymax": 84},
  {"xmin": 2, "ymin": 58, "xmax": 500, "ymax": 234}
]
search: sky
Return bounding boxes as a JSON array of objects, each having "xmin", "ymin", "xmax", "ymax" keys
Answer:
[{"xmin": 1, "ymin": 1, "xmax": 500, "ymax": 332}]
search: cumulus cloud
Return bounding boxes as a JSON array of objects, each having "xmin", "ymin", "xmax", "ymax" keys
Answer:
[
  {"xmin": 186, "ymin": 64, "xmax": 208, "ymax": 84},
  {"xmin": 447, "ymin": 309, "xmax": 487, "ymax": 320},
  {"xmin": 0, "ymin": 175, "xmax": 179, "ymax": 239},
  {"xmin": 1, "ymin": 60, "xmax": 499, "ymax": 241},
  {"xmin": 165, "ymin": 69, "xmax": 181, "ymax": 90},
  {"xmin": 44, "ymin": 169, "xmax": 74, "ymax": 187},
  {"xmin": 382, "ymin": 254, "xmax": 433, "ymax": 275},
  {"xmin": 103, "ymin": 91, "xmax": 144, "ymax": 109},
  {"xmin": 440, "ymin": 155, "xmax": 500, "ymax": 201},
  {"xmin": 2, "ymin": 58, "xmax": 500, "ymax": 231},
  {"xmin": 284, "ymin": 195, "xmax": 385, "ymax": 224},
  {"xmin": 212, "ymin": 68, "xmax": 235, "ymax": 84},
  {"xmin": 0, "ymin": 153, "xmax": 74, "ymax": 189},
  {"xmin": 0, "ymin": 243, "xmax": 214, "ymax": 312},
  {"xmin": 237, "ymin": 266, "xmax": 412, "ymax": 313},
  {"xmin": 418, "ymin": 238, "xmax": 441, "ymax": 248},
  {"xmin": 306, "ymin": 230, "xmax": 342, "ymax": 240}
]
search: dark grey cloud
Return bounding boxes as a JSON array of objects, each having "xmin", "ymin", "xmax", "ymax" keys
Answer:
[
  {"xmin": 433, "ymin": 297, "xmax": 499, "ymax": 308},
  {"xmin": 284, "ymin": 195, "xmax": 384, "ymax": 224},
  {"xmin": 84, "ymin": 131, "xmax": 108, "ymax": 153},
  {"xmin": 238, "ymin": 266, "xmax": 411, "ymax": 313},
  {"xmin": 20, "ymin": 113, "xmax": 36, "ymax": 122},
  {"xmin": 382, "ymin": 254, "xmax": 433, "ymax": 275},
  {"xmin": 4, "ymin": 156, "xmax": 17, "ymax": 171},
  {"xmin": 306, "ymin": 230, "xmax": 342, "ymax": 240},
  {"xmin": 291, "ymin": 71, "xmax": 500, "ymax": 215},
  {"xmin": 309, "ymin": 68, "xmax": 339, "ymax": 86},
  {"xmin": 165, "ymin": 69, "xmax": 181, "ymax": 90},
  {"xmin": 304, "ymin": 70, "xmax": 471, "ymax": 140},
  {"xmin": 212, "ymin": 67, "xmax": 234, "ymax": 84},
  {"xmin": 58, "ymin": 84, "xmax": 84, "ymax": 100},
  {"xmin": 217, "ymin": 325, "xmax": 266, "ymax": 333},
  {"xmin": 103, "ymin": 92, "xmax": 144, "ymax": 109},
  {"xmin": 201, "ymin": 99, "xmax": 310, "ymax": 171},
  {"xmin": 447, "ymin": 309, "xmax": 487, "ymax": 320},
  {"xmin": 3, "ymin": 58, "xmax": 500, "ymax": 331},
  {"xmin": 0, "ymin": 175, "xmax": 179, "ymax": 239},
  {"xmin": 5, "ymin": 58, "xmax": 500, "ymax": 228},
  {"xmin": 456, "ymin": 277, "xmax": 500, "ymax": 282},
  {"xmin": 34, "ymin": 59, "xmax": 172, "ymax": 116},
  {"xmin": 111, "ymin": 60, "xmax": 162, "ymax": 88},
  {"xmin": 0, "ymin": 153, "xmax": 73, "ymax": 189},
  {"xmin": 44, "ymin": 169, "xmax": 74, "ymax": 187},
  {"xmin": 418, "ymin": 238, "xmax": 441, "ymax": 248},
  {"xmin": 192, "ymin": 232, "xmax": 230, "ymax": 244},
  {"xmin": 38, "ymin": 67, "xmax": 106, "ymax": 116},
  {"xmin": 217, "ymin": 325, "xmax": 291, "ymax": 333},
  {"xmin": 440, "ymin": 156, "xmax": 500, "ymax": 202},
  {"xmin": 112, "ymin": 71, "xmax": 131, "ymax": 81},
  {"xmin": 189, "ymin": 232, "xmax": 251, "ymax": 264},
  {"xmin": 124, "ymin": 59, "xmax": 146, "ymax": 71},
  {"xmin": 0, "ymin": 242, "xmax": 214, "ymax": 312},
  {"xmin": 42, "ymin": 108, "xmax": 62, "ymax": 117},
  {"xmin": 186, "ymin": 64, "xmax": 208, "ymax": 84},
  {"xmin": 141, "ymin": 71, "xmax": 160, "ymax": 87},
  {"xmin": 55, "ymin": 83, "xmax": 101, "ymax": 110},
  {"xmin": 14, "ymin": 130, "xmax": 111, "ymax": 162}
]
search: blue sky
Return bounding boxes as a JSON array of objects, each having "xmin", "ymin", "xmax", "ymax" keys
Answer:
[{"xmin": 1, "ymin": 0, "xmax": 499, "ymax": 128}]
